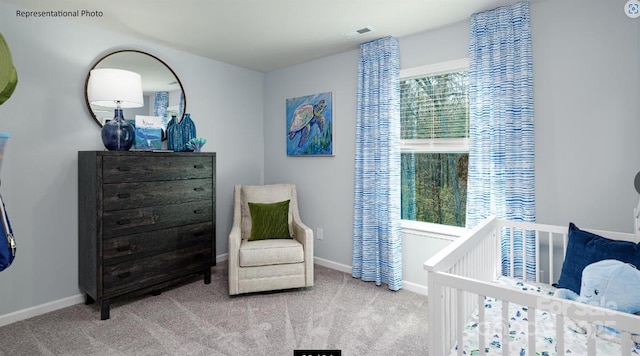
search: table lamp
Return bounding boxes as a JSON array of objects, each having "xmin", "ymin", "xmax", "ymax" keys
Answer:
[{"xmin": 87, "ymin": 68, "xmax": 143, "ymax": 151}]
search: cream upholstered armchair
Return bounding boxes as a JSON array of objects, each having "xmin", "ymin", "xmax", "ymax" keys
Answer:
[{"xmin": 228, "ymin": 184, "xmax": 314, "ymax": 295}]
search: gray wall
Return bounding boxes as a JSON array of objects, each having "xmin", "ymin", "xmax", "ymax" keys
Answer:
[
  {"xmin": 264, "ymin": 50, "xmax": 359, "ymax": 270},
  {"xmin": 0, "ymin": 1, "xmax": 264, "ymax": 317},
  {"xmin": 533, "ymin": 0, "xmax": 640, "ymax": 231},
  {"xmin": 263, "ymin": 0, "xmax": 640, "ymax": 287}
]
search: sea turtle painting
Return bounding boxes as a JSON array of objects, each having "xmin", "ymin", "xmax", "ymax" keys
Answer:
[
  {"xmin": 286, "ymin": 92, "xmax": 333, "ymax": 156},
  {"xmin": 288, "ymin": 99, "xmax": 326, "ymax": 148}
]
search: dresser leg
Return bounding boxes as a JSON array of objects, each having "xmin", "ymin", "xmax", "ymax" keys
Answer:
[
  {"xmin": 84, "ymin": 293, "xmax": 95, "ymax": 305},
  {"xmin": 204, "ymin": 268, "xmax": 211, "ymax": 284},
  {"xmin": 100, "ymin": 299, "xmax": 110, "ymax": 320}
]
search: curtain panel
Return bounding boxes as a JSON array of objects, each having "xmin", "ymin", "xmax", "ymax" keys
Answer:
[
  {"xmin": 352, "ymin": 36, "xmax": 403, "ymax": 291},
  {"xmin": 466, "ymin": 1, "xmax": 536, "ymax": 279},
  {"xmin": 153, "ymin": 91, "xmax": 169, "ymax": 121}
]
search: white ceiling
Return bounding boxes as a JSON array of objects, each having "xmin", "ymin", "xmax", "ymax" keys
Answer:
[{"xmin": 5, "ymin": 0, "xmax": 524, "ymax": 72}]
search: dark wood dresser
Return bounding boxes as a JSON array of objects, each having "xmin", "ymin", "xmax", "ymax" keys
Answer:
[{"xmin": 78, "ymin": 151, "xmax": 216, "ymax": 320}]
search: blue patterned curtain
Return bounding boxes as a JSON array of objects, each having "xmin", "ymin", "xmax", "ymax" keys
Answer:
[
  {"xmin": 154, "ymin": 91, "xmax": 169, "ymax": 122},
  {"xmin": 466, "ymin": 1, "xmax": 535, "ymax": 279},
  {"xmin": 179, "ymin": 92, "xmax": 185, "ymax": 119},
  {"xmin": 352, "ymin": 36, "xmax": 403, "ymax": 291}
]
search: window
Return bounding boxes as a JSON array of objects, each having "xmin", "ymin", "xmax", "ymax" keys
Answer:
[{"xmin": 400, "ymin": 59, "xmax": 469, "ymax": 228}]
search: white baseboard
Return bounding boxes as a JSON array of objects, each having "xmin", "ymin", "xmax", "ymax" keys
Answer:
[
  {"xmin": 216, "ymin": 252, "xmax": 229, "ymax": 263},
  {"xmin": 314, "ymin": 256, "xmax": 352, "ymax": 273},
  {"xmin": 0, "ymin": 294, "xmax": 84, "ymax": 328},
  {"xmin": 402, "ymin": 280, "xmax": 428, "ymax": 296},
  {"xmin": 0, "ymin": 254, "xmax": 427, "ymax": 328},
  {"xmin": 314, "ymin": 256, "xmax": 428, "ymax": 296},
  {"xmin": 0, "ymin": 253, "xmax": 231, "ymax": 328}
]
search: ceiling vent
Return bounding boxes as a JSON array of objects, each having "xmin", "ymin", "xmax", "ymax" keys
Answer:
[{"xmin": 342, "ymin": 26, "xmax": 376, "ymax": 38}]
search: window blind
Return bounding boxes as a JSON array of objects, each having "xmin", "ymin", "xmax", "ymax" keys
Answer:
[{"xmin": 400, "ymin": 71, "xmax": 469, "ymax": 141}]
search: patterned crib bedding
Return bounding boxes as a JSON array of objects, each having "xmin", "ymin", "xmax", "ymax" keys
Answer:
[{"xmin": 451, "ymin": 277, "xmax": 640, "ymax": 355}]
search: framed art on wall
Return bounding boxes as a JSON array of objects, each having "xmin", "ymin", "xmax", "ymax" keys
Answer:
[{"xmin": 286, "ymin": 91, "xmax": 333, "ymax": 156}]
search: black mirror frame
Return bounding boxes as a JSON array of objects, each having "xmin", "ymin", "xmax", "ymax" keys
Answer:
[{"xmin": 84, "ymin": 49, "xmax": 187, "ymax": 138}]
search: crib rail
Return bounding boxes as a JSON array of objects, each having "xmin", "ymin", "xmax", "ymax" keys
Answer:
[{"xmin": 424, "ymin": 216, "xmax": 640, "ymax": 355}]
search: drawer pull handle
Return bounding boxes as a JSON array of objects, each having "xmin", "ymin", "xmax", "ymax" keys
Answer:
[
  {"xmin": 117, "ymin": 167, "xmax": 131, "ymax": 172},
  {"xmin": 193, "ymin": 231, "xmax": 205, "ymax": 237},
  {"xmin": 193, "ymin": 187, "xmax": 204, "ymax": 192},
  {"xmin": 193, "ymin": 164, "xmax": 204, "ymax": 169},
  {"xmin": 193, "ymin": 209, "xmax": 204, "ymax": 214},
  {"xmin": 116, "ymin": 245, "xmax": 131, "ymax": 252},
  {"xmin": 117, "ymin": 193, "xmax": 131, "ymax": 199},
  {"xmin": 118, "ymin": 272, "xmax": 131, "ymax": 279},
  {"xmin": 117, "ymin": 219, "xmax": 131, "ymax": 225}
]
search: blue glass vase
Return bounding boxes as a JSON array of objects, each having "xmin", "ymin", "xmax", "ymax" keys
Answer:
[
  {"xmin": 101, "ymin": 108, "xmax": 135, "ymax": 151},
  {"xmin": 167, "ymin": 113, "xmax": 197, "ymax": 152},
  {"xmin": 181, "ymin": 113, "xmax": 197, "ymax": 151},
  {"xmin": 166, "ymin": 115, "xmax": 178, "ymax": 151}
]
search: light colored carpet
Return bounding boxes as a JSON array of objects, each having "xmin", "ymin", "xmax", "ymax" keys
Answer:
[{"xmin": 0, "ymin": 262, "xmax": 429, "ymax": 355}]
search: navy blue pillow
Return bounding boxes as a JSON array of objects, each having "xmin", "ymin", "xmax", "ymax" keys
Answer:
[{"xmin": 556, "ymin": 223, "xmax": 640, "ymax": 294}]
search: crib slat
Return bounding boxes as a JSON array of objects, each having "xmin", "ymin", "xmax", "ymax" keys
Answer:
[
  {"xmin": 522, "ymin": 228, "xmax": 527, "ymax": 280},
  {"xmin": 457, "ymin": 289, "xmax": 463, "ymax": 356},
  {"xmin": 556, "ymin": 312, "xmax": 564, "ymax": 356},
  {"xmin": 535, "ymin": 230, "xmax": 540, "ymax": 282},
  {"xmin": 527, "ymin": 306, "xmax": 535, "ymax": 355},
  {"xmin": 509, "ymin": 227, "xmax": 515, "ymax": 278},
  {"xmin": 587, "ymin": 332, "xmax": 595, "ymax": 356},
  {"xmin": 502, "ymin": 300, "xmax": 509, "ymax": 356},
  {"xmin": 478, "ymin": 294, "xmax": 485, "ymax": 356},
  {"xmin": 621, "ymin": 331, "xmax": 632, "ymax": 354},
  {"xmin": 446, "ymin": 288, "xmax": 453, "ymax": 354},
  {"xmin": 548, "ymin": 233, "xmax": 554, "ymax": 284}
]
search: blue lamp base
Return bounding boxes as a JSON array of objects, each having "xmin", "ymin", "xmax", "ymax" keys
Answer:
[{"xmin": 102, "ymin": 108, "xmax": 135, "ymax": 151}]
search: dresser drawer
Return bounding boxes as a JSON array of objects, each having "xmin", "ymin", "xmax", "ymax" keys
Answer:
[
  {"xmin": 102, "ymin": 200, "xmax": 213, "ymax": 238},
  {"xmin": 102, "ymin": 156, "xmax": 213, "ymax": 183},
  {"xmin": 103, "ymin": 179, "xmax": 213, "ymax": 211},
  {"xmin": 102, "ymin": 243, "xmax": 212, "ymax": 296},
  {"xmin": 103, "ymin": 222, "xmax": 213, "ymax": 265}
]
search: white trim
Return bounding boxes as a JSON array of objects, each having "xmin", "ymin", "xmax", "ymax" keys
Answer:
[
  {"xmin": 314, "ymin": 256, "xmax": 351, "ymax": 274},
  {"xmin": 402, "ymin": 220, "xmax": 466, "ymax": 241},
  {"xmin": 401, "ymin": 138, "xmax": 469, "ymax": 153},
  {"xmin": 0, "ymin": 294, "xmax": 84, "ymax": 328},
  {"xmin": 216, "ymin": 252, "xmax": 229, "ymax": 263},
  {"xmin": 400, "ymin": 57, "xmax": 469, "ymax": 79},
  {"xmin": 0, "ymin": 253, "xmax": 231, "ymax": 328},
  {"xmin": 314, "ymin": 256, "xmax": 428, "ymax": 296},
  {"xmin": 403, "ymin": 280, "xmax": 429, "ymax": 296}
]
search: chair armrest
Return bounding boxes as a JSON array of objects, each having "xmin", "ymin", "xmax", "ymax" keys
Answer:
[
  {"xmin": 229, "ymin": 225, "xmax": 241, "ymax": 255},
  {"xmin": 228, "ymin": 218, "xmax": 242, "ymax": 295},
  {"xmin": 292, "ymin": 216, "xmax": 314, "ymax": 287},
  {"xmin": 292, "ymin": 217, "xmax": 313, "ymax": 247}
]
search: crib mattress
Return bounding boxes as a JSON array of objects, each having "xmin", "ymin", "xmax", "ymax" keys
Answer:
[{"xmin": 451, "ymin": 277, "xmax": 640, "ymax": 355}]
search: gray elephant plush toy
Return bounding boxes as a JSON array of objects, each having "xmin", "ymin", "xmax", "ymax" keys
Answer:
[{"xmin": 554, "ymin": 259, "xmax": 640, "ymax": 343}]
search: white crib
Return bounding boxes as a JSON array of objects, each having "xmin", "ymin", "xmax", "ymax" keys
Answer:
[{"xmin": 424, "ymin": 216, "xmax": 640, "ymax": 355}]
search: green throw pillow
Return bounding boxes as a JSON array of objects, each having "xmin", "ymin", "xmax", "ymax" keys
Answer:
[{"xmin": 248, "ymin": 199, "xmax": 291, "ymax": 241}]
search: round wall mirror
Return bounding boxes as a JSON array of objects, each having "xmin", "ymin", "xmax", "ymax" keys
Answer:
[{"xmin": 84, "ymin": 50, "xmax": 186, "ymax": 138}]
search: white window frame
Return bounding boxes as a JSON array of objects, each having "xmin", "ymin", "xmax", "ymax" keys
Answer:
[{"xmin": 400, "ymin": 58, "xmax": 470, "ymax": 240}]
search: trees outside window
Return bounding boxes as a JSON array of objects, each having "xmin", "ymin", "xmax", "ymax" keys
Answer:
[{"xmin": 400, "ymin": 62, "xmax": 469, "ymax": 227}]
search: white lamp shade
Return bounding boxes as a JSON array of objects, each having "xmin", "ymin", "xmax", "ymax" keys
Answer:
[{"xmin": 87, "ymin": 68, "xmax": 144, "ymax": 108}]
